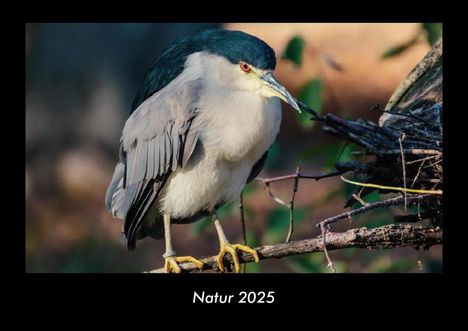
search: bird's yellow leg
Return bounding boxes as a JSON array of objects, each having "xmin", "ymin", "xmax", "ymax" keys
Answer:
[
  {"xmin": 212, "ymin": 214, "xmax": 259, "ymax": 273},
  {"xmin": 162, "ymin": 213, "xmax": 204, "ymax": 273}
]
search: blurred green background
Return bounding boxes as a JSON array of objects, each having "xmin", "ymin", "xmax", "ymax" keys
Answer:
[{"xmin": 26, "ymin": 23, "xmax": 442, "ymax": 273}]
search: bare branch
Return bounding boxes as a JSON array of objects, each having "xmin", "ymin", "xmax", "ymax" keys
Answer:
[
  {"xmin": 239, "ymin": 192, "xmax": 246, "ymax": 246},
  {"xmin": 317, "ymin": 194, "xmax": 430, "ymax": 229},
  {"xmin": 286, "ymin": 167, "xmax": 300, "ymax": 243},
  {"xmin": 256, "ymin": 168, "xmax": 346, "ymax": 244},
  {"xmin": 145, "ymin": 224, "xmax": 442, "ymax": 273},
  {"xmin": 399, "ymin": 133, "xmax": 408, "ymax": 211},
  {"xmin": 352, "ymin": 193, "xmax": 369, "ymax": 207},
  {"xmin": 319, "ymin": 223, "xmax": 336, "ymax": 273},
  {"xmin": 239, "ymin": 191, "xmax": 246, "ymax": 273},
  {"xmin": 340, "ymin": 176, "xmax": 442, "ymax": 195},
  {"xmin": 256, "ymin": 169, "xmax": 347, "ymax": 185}
]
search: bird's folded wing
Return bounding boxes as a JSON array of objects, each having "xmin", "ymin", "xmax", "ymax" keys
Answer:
[{"xmin": 110, "ymin": 78, "xmax": 202, "ymax": 250}]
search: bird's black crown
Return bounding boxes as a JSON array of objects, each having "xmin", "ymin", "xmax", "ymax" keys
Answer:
[{"xmin": 198, "ymin": 29, "xmax": 277, "ymax": 70}]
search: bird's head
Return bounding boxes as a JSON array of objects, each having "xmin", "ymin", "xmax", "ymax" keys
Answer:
[
  {"xmin": 192, "ymin": 29, "xmax": 301, "ymax": 112},
  {"xmin": 132, "ymin": 29, "xmax": 301, "ymax": 114}
]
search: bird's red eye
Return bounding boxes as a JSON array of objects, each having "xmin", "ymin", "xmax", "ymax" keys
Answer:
[{"xmin": 240, "ymin": 62, "xmax": 251, "ymax": 73}]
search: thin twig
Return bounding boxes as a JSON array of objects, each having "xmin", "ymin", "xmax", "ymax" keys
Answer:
[
  {"xmin": 424, "ymin": 159, "xmax": 443, "ymax": 168},
  {"xmin": 320, "ymin": 223, "xmax": 336, "ymax": 273},
  {"xmin": 348, "ymin": 149, "xmax": 441, "ymax": 156},
  {"xmin": 256, "ymin": 169, "xmax": 347, "ymax": 185},
  {"xmin": 431, "ymin": 176, "xmax": 443, "ymax": 190},
  {"xmin": 239, "ymin": 192, "xmax": 246, "ymax": 246},
  {"xmin": 411, "ymin": 159, "xmax": 427, "ymax": 188},
  {"xmin": 239, "ymin": 191, "xmax": 246, "ymax": 273},
  {"xmin": 258, "ymin": 169, "xmax": 345, "ymax": 243},
  {"xmin": 382, "ymin": 149, "xmax": 442, "ymax": 155},
  {"xmin": 399, "ymin": 133, "xmax": 408, "ymax": 211},
  {"xmin": 341, "ymin": 176, "xmax": 443, "ymax": 195},
  {"xmin": 406, "ymin": 155, "xmax": 439, "ymax": 165},
  {"xmin": 317, "ymin": 194, "xmax": 430, "ymax": 229},
  {"xmin": 296, "ymin": 99, "xmax": 325, "ymax": 122},
  {"xmin": 371, "ymin": 105, "xmax": 433, "ymax": 126},
  {"xmin": 286, "ymin": 167, "xmax": 300, "ymax": 243},
  {"xmin": 352, "ymin": 193, "xmax": 369, "ymax": 206},
  {"xmin": 265, "ymin": 182, "xmax": 289, "ymax": 206},
  {"xmin": 316, "ymin": 194, "xmax": 431, "ymax": 271}
]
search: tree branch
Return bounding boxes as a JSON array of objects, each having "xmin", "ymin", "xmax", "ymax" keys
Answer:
[
  {"xmin": 318, "ymin": 194, "xmax": 430, "ymax": 229},
  {"xmin": 145, "ymin": 224, "xmax": 442, "ymax": 273},
  {"xmin": 256, "ymin": 169, "xmax": 347, "ymax": 185},
  {"xmin": 255, "ymin": 168, "xmax": 347, "ymax": 243}
]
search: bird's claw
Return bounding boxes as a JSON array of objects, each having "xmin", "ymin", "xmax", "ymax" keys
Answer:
[
  {"xmin": 216, "ymin": 243, "xmax": 259, "ymax": 273},
  {"xmin": 164, "ymin": 256, "xmax": 204, "ymax": 273}
]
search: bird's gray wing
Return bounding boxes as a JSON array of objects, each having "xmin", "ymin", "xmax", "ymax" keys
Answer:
[
  {"xmin": 106, "ymin": 77, "xmax": 202, "ymax": 250},
  {"xmin": 105, "ymin": 143, "xmax": 127, "ymax": 218},
  {"xmin": 246, "ymin": 151, "xmax": 268, "ymax": 183}
]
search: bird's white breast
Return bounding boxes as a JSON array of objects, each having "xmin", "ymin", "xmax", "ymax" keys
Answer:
[{"xmin": 159, "ymin": 85, "xmax": 282, "ymax": 219}]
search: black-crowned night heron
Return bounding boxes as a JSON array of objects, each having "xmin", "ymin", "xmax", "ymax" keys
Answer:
[{"xmin": 106, "ymin": 29, "xmax": 301, "ymax": 273}]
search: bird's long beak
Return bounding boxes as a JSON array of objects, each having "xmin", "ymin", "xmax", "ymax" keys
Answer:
[{"xmin": 260, "ymin": 72, "xmax": 301, "ymax": 113}]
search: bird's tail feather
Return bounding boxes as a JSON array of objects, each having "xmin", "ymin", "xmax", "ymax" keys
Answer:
[{"xmin": 124, "ymin": 174, "xmax": 169, "ymax": 250}]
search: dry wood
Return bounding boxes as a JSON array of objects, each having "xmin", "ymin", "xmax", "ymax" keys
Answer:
[{"xmin": 146, "ymin": 224, "xmax": 442, "ymax": 273}]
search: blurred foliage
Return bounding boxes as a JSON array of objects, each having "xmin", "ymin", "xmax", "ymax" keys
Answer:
[
  {"xmin": 60, "ymin": 242, "xmax": 115, "ymax": 272},
  {"xmin": 191, "ymin": 202, "xmax": 235, "ymax": 236},
  {"xmin": 330, "ymin": 143, "xmax": 358, "ymax": 170},
  {"xmin": 422, "ymin": 23, "xmax": 442, "ymax": 46},
  {"xmin": 297, "ymin": 142, "xmax": 359, "ymax": 170},
  {"xmin": 367, "ymin": 255, "xmax": 414, "ymax": 272},
  {"xmin": 246, "ymin": 229, "xmax": 261, "ymax": 248},
  {"xmin": 297, "ymin": 79, "xmax": 323, "ymax": 130},
  {"xmin": 263, "ymin": 207, "xmax": 307, "ymax": 245},
  {"xmin": 190, "ymin": 217, "xmax": 212, "ymax": 236},
  {"xmin": 244, "ymin": 230, "xmax": 261, "ymax": 272},
  {"xmin": 282, "ymin": 35, "xmax": 324, "ymax": 131},
  {"xmin": 288, "ymin": 253, "xmax": 327, "ymax": 272},
  {"xmin": 288, "ymin": 252, "xmax": 348, "ymax": 273},
  {"xmin": 242, "ymin": 182, "xmax": 257, "ymax": 196},
  {"xmin": 281, "ymin": 35, "xmax": 305, "ymax": 67},
  {"xmin": 382, "ymin": 23, "xmax": 442, "ymax": 59},
  {"xmin": 358, "ymin": 209, "xmax": 391, "ymax": 229},
  {"xmin": 289, "ymin": 245, "xmax": 442, "ymax": 273},
  {"xmin": 382, "ymin": 37, "xmax": 420, "ymax": 59},
  {"xmin": 27, "ymin": 238, "xmax": 143, "ymax": 273},
  {"xmin": 426, "ymin": 258, "xmax": 442, "ymax": 272}
]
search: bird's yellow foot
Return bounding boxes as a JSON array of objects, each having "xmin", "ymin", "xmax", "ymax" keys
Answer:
[
  {"xmin": 216, "ymin": 243, "xmax": 259, "ymax": 273},
  {"xmin": 164, "ymin": 256, "xmax": 204, "ymax": 273}
]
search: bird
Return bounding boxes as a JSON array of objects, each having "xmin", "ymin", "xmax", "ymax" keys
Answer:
[{"xmin": 105, "ymin": 28, "xmax": 301, "ymax": 273}]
